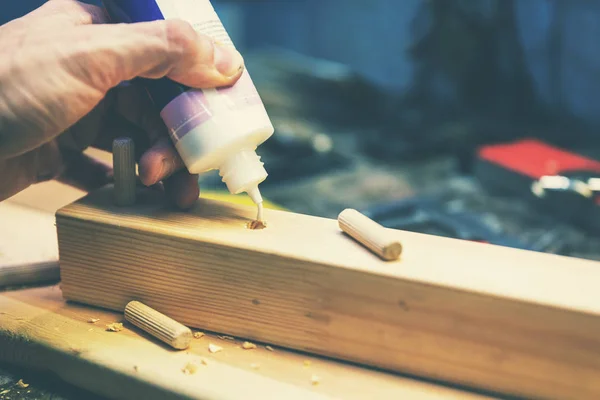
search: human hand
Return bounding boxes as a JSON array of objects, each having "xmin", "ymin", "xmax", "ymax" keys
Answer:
[{"xmin": 0, "ymin": 0, "xmax": 244, "ymax": 208}]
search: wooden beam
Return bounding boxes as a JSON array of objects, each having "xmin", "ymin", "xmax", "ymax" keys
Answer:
[
  {"xmin": 2, "ymin": 287, "xmax": 482, "ymax": 400},
  {"xmin": 56, "ymin": 184, "xmax": 600, "ymax": 400},
  {"xmin": 1, "ymin": 202, "xmax": 61, "ymax": 287}
]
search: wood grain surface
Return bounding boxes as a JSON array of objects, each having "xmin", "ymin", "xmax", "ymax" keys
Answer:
[
  {"xmin": 0, "ymin": 202, "xmax": 61, "ymax": 287},
  {"xmin": 56, "ymin": 184, "xmax": 600, "ymax": 399},
  {"xmin": 0, "ymin": 286, "xmax": 488, "ymax": 400},
  {"xmin": 0, "ymin": 174, "xmax": 491, "ymax": 400}
]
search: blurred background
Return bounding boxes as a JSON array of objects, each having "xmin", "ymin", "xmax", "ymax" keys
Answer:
[
  {"xmin": 3, "ymin": 0, "xmax": 600, "ymax": 256},
  {"xmin": 2, "ymin": 1, "xmax": 600, "ymax": 398}
]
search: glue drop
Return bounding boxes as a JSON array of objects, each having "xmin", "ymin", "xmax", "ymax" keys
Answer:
[{"xmin": 105, "ymin": 0, "xmax": 274, "ymax": 218}]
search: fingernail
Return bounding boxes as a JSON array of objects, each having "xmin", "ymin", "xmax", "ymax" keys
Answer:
[{"xmin": 213, "ymin": 43, "xmax": 244, "ymax": 77}]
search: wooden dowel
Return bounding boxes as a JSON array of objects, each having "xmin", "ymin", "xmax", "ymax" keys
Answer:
[
  {"xmin": 112, "ymin": 137, "xmax": 136, "ymax": 206},
  {"xmin": 337, "ymin": 208, "xmax": 402, "ymax": 261},
  {"xmin": 124, "ymin": 300, "xmax": 192, "ymax": 350}
]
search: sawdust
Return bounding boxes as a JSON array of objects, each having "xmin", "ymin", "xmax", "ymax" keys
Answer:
[
  {"xmin": 0, "ymin": 389, "xmax": 9, "ymax": 395},
  {"xmin": 242, "ymin": 341, "xmax": 257, "ymax": 350},
  {"xmin": 15, "ymin": 379, "xmax": 28, "ymax": 388},
  {"xmin": 182, "ymin": 362, "xmax": 198, "ymax": 375},
  {"xmin": 303, "ymin": 360, "xmax": 311, "ymax": 367},
  {"xmin": 208, "ymin": 343, "xmax": 223, "ymax": 353},
  {"xmin": 246, "ymin": 220, "xmax": 267, "ymax": 230},
  {"xmin": 311, "ymin": 374, "xmax": 320, "ymax": 385},
  {"xmin": 87, "ymin": 318, "xmax": 99, "ymax": 323},
  {"xmin": 250, "ymin": 363, "xmax": 260, "ymax": 370},
  {"xmin": 106, "ymin": 322, "xmax": 124, "ymax": 332},
  {"xmin": 133, "ymin": 365, "xmax": 139, "ymax": 372},
  {"xmin": 265, "ymin": 345, "xmax": 274, "ymax": 352},
  {"xmin": 200, "ymin": 358, "xmax": 208, "ymax": 366},
  {"xmin": 218, "ymin": 335, "xmax": 234, "ymax": 341},
  {"xmin": 193, "ymin": 331, "xmax": 204, "ymax": 339}
]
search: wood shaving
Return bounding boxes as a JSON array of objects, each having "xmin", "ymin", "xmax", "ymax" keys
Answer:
[
  {"xmin": 0, "ymin": 390, "xmax": 9, "ymax": 395},
  {"xmin": 200, "ymin": 358, "xmax": 208, "ymax": 366},
  {"xmin": 208, "ymin": 343, "xmax": 223, "ymax": 353},
  {"xmin": 16, "ymin": 379, "xmax": 29, "ymax": 389},
  {"xmin": 311, "ymin": 374, "xmax": 320, "ymax": 385},
  {"xmin": 250, "ymin": 363, "xmax": 260, "ymax": 370},
  {"xmin": 246, "ymin": 220, "xmax": 267, "ymax": 230},
  {"xmin": 242, "ymin": 341, "xmax": 257, "ymax": 350},
  {"xmin": 193, "ymin": 331, "xmax": 204, "ymax": 339},
  {"xmin": 182, "ymin": 362, "xmax": 198, "ymax": 375},
  {"xmin": 106, "ymin": 322, "xmax": 124, "ymax": 332},
  {"xmin": 218, "ymin": 335, "xmax": 235, "ymax": 341},
  {"xmin": 265, "ymin": 345, "xmax": 274, "ymax": 351},
  {"xmin": 87, "ymin": 318, "xmax": 99, "ymax": 323}
]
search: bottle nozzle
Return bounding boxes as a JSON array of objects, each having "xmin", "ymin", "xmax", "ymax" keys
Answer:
[
  {"xmin": 219, "ymin": 149, "xmax": 267, "ymax": 195},
  {"xmin": 218, "ymin": 150, "xmax": 267, "ymax": 224},
  {"xmin": 247, "ymin": 186, "xmax": 264, "ymax": 222},
  {"xmin": 246, "ymin": 186, "xmax": 263, "ymax": 205}
]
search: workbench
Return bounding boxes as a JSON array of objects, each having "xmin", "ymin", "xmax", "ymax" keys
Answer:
[{"xmin": 0, "ymin": 165, "xmax": 498, "ymax": 400}]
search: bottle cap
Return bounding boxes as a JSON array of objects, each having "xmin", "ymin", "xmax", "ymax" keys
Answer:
[{"xmin": 219, "ymin": 150, "xmax": 267, "ymax": 203}]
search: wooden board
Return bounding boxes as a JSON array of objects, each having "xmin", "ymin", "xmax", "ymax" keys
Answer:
[
  {"xmin": 0, "ymin": 177, "xmax": 491, "ymax": 400},
  {"xmin": 0, "ymin": 286, "xmax": 490, "ymax": 400},
  {"xmin": 0, "ymin": 202, "xmax": 61, "ymax": 287},
  {"xmin": 56, "ymin": 184, "xmax": 600, "ymax": 400}
]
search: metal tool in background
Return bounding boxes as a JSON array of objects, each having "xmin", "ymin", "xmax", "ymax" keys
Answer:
[
  {"xmin": 474, "ymin": 139, "xmax": 600, "ymax": 235},
  {"xmin": 529, "ymin": 170, "xmax": 600, "ymax": 234},
  {"xmin": 531, "ymin": 170, "xmax": 600, "ymax": 201},
  {"xmin": 361, "ymin": 195, "xmax": 544, "ymax": 252}
]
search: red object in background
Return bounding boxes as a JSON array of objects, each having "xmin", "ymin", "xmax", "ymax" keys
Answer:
[
  {"xmin": 475, "ymin": 138, "xmax": 600, "ymax": 234},
  {"xmin": 478, "ymin": 139, "xmax": 600, "ymax": 179}
]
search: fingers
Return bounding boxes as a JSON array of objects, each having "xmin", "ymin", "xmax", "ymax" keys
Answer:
[
  {"xmin": 0, "ymin": 152, "xmax": 38, "ymax": 202},
  {"xmin": 77, "ymin": 19, "xmax": 244, "ymax": 92},
  {"xmin": 138, "ymin": 137, "xmax": 185, "ymax": 186},
  {"xmin": 0, "ymin": 141, "xmax": 64, "ymax": 202},
  {"xmin": 159, "ymin": 20, "xmax": 245, "ymax": 86},
  {"xmin": 163, "ymin": 169, "xmax": 200, "ymax": 210},
  {"xmin": 114, "ymin": 83, "xmax": 168, "ymax": 144},
  {"xmin": 55, "ymin": 148, "xmax": 113, "ymax": 192}
]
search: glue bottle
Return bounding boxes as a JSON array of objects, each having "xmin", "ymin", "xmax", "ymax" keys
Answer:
[{"xmin": 104, "ymin": 0, "xmax": 274, "ymax": 216}]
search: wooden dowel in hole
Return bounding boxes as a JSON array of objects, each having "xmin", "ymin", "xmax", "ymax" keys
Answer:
[
  {"xmin": 112, "ymin": 137, "xmax": 136, "ymax": 206},
  {"xmin": 124, "ymin": 300, "xmax": 193, "ymax": 350},
  {"xmin": 338, "ymin": 208, "xmax": 402, "ymax": 261}
]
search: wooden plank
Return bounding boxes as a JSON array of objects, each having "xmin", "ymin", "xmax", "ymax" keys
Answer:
[
  {"xmin": 56, "ymin": 184, "xmax": 600, "ymax": 399},
  {"xmin": 0, "ymin": 202, "xmax": 61, "ymax": 287},
  {"xmin": 0, "ymin": 286, "xmax": 487, "ymax": 400},
  {"xmin": 0, "ymin": 179, "xmax": 491, "ymax": 399}
]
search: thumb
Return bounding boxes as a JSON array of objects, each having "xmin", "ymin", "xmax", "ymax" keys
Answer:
[{"xmin": 79, "ymin": 19, "xmax": 245, "ymax": 91}]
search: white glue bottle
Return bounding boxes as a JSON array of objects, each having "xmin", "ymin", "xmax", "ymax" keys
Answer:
[{"xmin": 105, "ymin": 0, "xmax": 274, "ymax": 219}]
